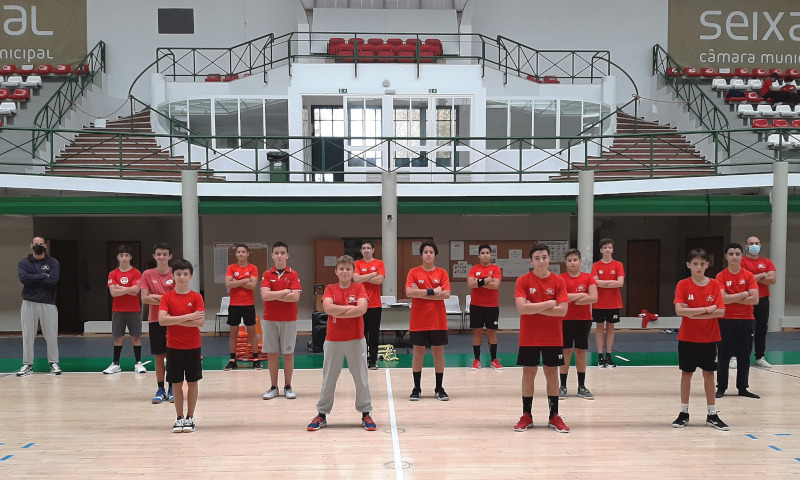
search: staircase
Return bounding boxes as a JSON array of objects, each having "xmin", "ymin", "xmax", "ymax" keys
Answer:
[
  {"xmin": 50, "ymin": 111, "xmax": 215, "ymax": 180},
  {"xmin": 551, "ymin": 113, "xmax": 715, "ymax": 181}
]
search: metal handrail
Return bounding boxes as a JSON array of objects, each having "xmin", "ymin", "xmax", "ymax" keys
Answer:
[{"xmin": 496, "ymin": 35, "xmax": 610, "ymax": 84}]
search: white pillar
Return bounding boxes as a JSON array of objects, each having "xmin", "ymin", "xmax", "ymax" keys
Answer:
[
  {"xmin": 181, "ymin": 170, "xmax": 200, "ymax": 291},
  {"xmin": 769, "ymin": 161, "xmax": 788, "ymax": 331},
  {"xmin": 578, "ymin": 170, "xmax": 595, "ymax": 272},
  {"xmin": 381, "ymin": 171, "xmax": 398, "ymax": 297}
]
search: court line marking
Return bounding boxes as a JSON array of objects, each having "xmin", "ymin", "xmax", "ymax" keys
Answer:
[
  {"xmin": 385, "ymin": 369, "xmax": 405, "ymax": 480},
  {"xmin": 769, "ymin": 445, "xmax": 783, "ymax": 451},
  {"xmin": 614, "ymin": 355, "xmax": 630, "ymax": 362},
  {"xmin": 22, "ymin": 443, "xmax": 34, "ymax": 449},
  {"xmin": 0, "ymin": 455, "xmax": 12, "ymax": 461},
  {"xmin": 746, "ymin": 434, "xmax": 758, "ymax": 439}
]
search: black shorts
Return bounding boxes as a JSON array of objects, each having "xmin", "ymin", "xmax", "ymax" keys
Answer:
[
  {"xmin": 678, "ymin": 340, "xmax": 718, "ymax": 373},
  {"xmin": 148, "ymin": 322, "xmax": 168, "ymax": 355},
  {"xmin": 166, "ymin": 347, "xmax": 203, "ymax": 383},
  {"xmin": 469, "ymin": 305, "xmax": 500, "ymax": 330},
  {"xmin": 593, "ymin": 308, "xmax": 620, "ymax": 324},
  {"xmin": 227, "ymin": 304, "xmax": 256, "ymax": 327},
  {"xmin": 562, "ymin": 320, "xmax": 593, "ymax": 349},
  {"xmin": 516, "ymin": 346, "xmax": 564, "ymax": 367},
  {"xmin": 410, "ymin": 330, "xmax": 449, "ymax": 347}
]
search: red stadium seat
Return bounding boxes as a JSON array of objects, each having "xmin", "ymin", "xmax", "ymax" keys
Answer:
[
  {"xmin": 745, "ymin": 91, "xmax": 764, "ymax": 103},
  {"xmin": 683, "ymin": 68, "xmax": 701, "ymax": 77},
  {"xmin": 700, "ymin": 68, "xmax": 716, "ymax": 78},
  {"xmin": 424, "ymin": 39, "xmax": 443, "ymax": 56},
  {"xmin": 772, "ymin": 118, "xmax": 789, "ymax": 128},
  {"xmin": 0, "ymin": 89, "xmax": 9, "ymax": 100},
  {"xmin": 75, "ymin": 64, "xmax": 89, "ymax": 75},
  {"xmin": 419, "ymin": 50, "xmax": 435, "ymax": 63},
  {"xmin": 222, "ymin": 74, "xmax": 239, "ymax": 82},
  {"xmin": 667, "ymin": 67, "xmax": 682, "ymax": 77},
  {"xmin": 405, "ymin": 38, "xmax": 420, "ymax": 47},
  {"xmin": 734, "ymin": 68, "xmax": 751, "ymax": 78},
  {"xmin": 725, "ymin": 91, "xmax": 746, "ymax": 103},
  {"xmin": 377, "ymin": 45, "xmax": 396, "ymax": 62},
  {"xmin": 8, "ymin": 88, "xmax": 30, "ymax": 101},
  {"xmin": 769, "ymin": 68, "xmax": 784, "ymax": 78},
  {"xmin": 542, "ymin": 76, "xmax": 560, "ymax": 84},
  {"xmin": 386, "ymin": 38, "xmax": 403, "ymax": 46},
  {"xmin": 1, "ymin": 65, "xmax": 16, "ymax": 75},
  {"xmin": 205, "ymin": 73, "xmax": 222, "ymax": 82},
  {"xmin": 367, "ymin": 38, "xmax": 383, "ymax": 46},
  {"xmin": 752, "ymin": 68, "xmax": 768, "ymax": 78},
  {"xmin": 752, "ymin": 118, "xmax": 769, "ymax": 128},
  {"xmin": 792, "ymin": 119, "xmax": 800, "ymax": 128},
  {"xmin": 328, "ymin": 37, "xmax": 345, "ymax": 55},
  {"xmin": 336, "ymin": 47, "xmax": 355, "ymax": 63},
  {"xmin": 36, "ymin": 65, "xmax": 53, "ymax": 75},
  {"xmin": 397, "ymin": 49, "xmax": 416, "ymax": 63},
  {"xmin": 786, "ymin": 68, "xmax": 800, "ymax": 78},
  {"xmin": 54, "ymin": 65, "xmax": 73, "ymax": 75},
  {"xmin": 347, "ymin": 38, "xmax": 365, "ymax": 45},
  {"xmin": 526, "ymin": 75, "xmax": 542, "ymax": 83},
  {"xmin": 719, "ymin": 68, "xmax": 736, "ymax": 78}
]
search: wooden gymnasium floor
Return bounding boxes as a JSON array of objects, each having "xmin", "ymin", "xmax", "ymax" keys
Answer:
[{"xmin": 1, "ymin": 364, "xmax": 799, "ymax": 478}]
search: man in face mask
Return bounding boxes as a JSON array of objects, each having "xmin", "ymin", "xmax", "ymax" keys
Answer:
[
  {"xmin": 16, "ymin": 236, "xmax": 61, "ymax": 376},
  {"xmin": 740, "ymin": 236, "xmax": 776, "ymax": 369}
]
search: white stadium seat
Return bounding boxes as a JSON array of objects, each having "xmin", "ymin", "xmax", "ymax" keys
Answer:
[
  {"xmin": 757, "ymin": 104, "xmax": 778, "ymax": 116},
  {"xmin": 737, "ymin": 104, "xmax": 757, "ymax": 117}
]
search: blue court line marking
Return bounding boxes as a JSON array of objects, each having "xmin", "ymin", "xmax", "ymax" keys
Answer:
[
  {"xmin": 0, "ymin": 455, "xmax": 12, "ymax": 461},
  {"xmin": 769, "ymin": 445, "xmax": 783, "ymax": 451},
  {"xmin": 22, "ymin": 443, "xmax": 34, "ymax": 449},
  {"xmin": 775, "ymin": 433, "xmax": 792, "ymax": 436},
  {"xmin": 795, "ymin": 458, "xmax": 800, "ymax": 462},
  {"xmin": 745, "ymin": 434, "xmax": 758, "ymax": 439}
]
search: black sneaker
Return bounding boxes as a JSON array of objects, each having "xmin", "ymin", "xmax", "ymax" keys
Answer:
[
  {"xmin": 434, "ymin": 388, "xmax": 449, "ymax": 401},
  {"xmin": 671, "ymin": 412, "xmax": 690, "ymax": 428},
  {"xmin": 597, "ymin": 354, "xmax": 607, "ymax": 368},
  {"xmin": 706, "ymin": 413, "xmax": 729, "ymax": 431},
  {"xmin": 715, "ymin": 389, "xmax": 725, "ymax": 398},
  {"xmin": 605, "ymin": 355, "xmax": 617, "ymax": 368},
  {"xmin": 253, "ymin": 360, "xmax": 263, "ymax": 370},
  {"xmin": 223, "ymin": 360, "xmax": 238, "ymax": 371},
  {"xmin": 368, "ymin": 362, "xmax": 378, "ymax": 371},
  {"xmin": 738, "ymin": 389, "xmax": 760, "ymax": 399},
  {"xmin": 409, "ymin": 387, "xmax": 421, "ymax": 401}
]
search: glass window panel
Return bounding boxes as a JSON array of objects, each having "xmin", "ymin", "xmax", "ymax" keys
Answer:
[
  {"xmin": 533, "ymin": 100, "xmax": 557, "ymax": 149},
  {"xmin": 265, "ymin": 99, "xmax": 289, "ymax": 149},
  {"xmin": 333, "ymin": 108, "xmax": 344, "ymax": 121},
  {"xmin": 560, "ymin": 100, "xmax": 582, "ymax": 143},
  {"xmin": 214, "ymin": 99, "xmax": 238, "ymax": 149},
  {"xmin": 240, "ymin": 99, "xmax": 264, "ymax": 150},
  {"xmin": 582, "ymin": 102, "xmax": 601, "ymax": 137},
  {"xmin": 509, "ymin": 100, "xmax": 532, "ymax": 139},
  {"xmin": 320, "ymin": 108, "xmax": 332, "ymax": 121},
  {"xmin": 187, "ymin": 99, "xmax": 212, "ymax": 143},
  {"xmin": 486, "ymin": 100, "xmax": 508, "ymax": 150}
]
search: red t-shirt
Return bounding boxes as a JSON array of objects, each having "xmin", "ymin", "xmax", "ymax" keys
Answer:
[
  {"xmin": 559, "ymin": 271, "xmax": 597, "ymax": 321},
  {"xmin": 674, "ymin": 278, "xmax": 724, "ymax": 343},
  {"xmin": 740, "ymin": 256, "xmax": 775, "ymax": 298},
  {"xmin": 107, "ymin": 267, "xmax": 141, "ymax": 312},
  {"xmin": 323, "ymin": 282, "xmax": 368, "ymax": 341},
  {"xmin": 406, "ymin": 266, "xmax": 451, "ymax": 331},
  {"xmin": 141, "ymin": 268, "xmax": 175, "ymax": 323},
  {"xmin": 716, "ymin": 268, "xmax": 758, "ymax": 320},
  {"xmin": 226, "ymin": 263, "xmax": 258, "ymax": 306},
  {"xmin": 261, "ymin": 266, "xmax": 301, "ymax": 321},
  {"xmin": 592, "ymin": 259, "xmax": 624, "ymax": 309},
  {"xmin": 515, "ymin": 272, "xmax": 569, "ymax": 347},
  {"xmin": 354, "ymin": 259, "xmax": 385, "ymax": 309},
  {"xmin": 468, "ymin": 263, "xmax": 502, "ymax": 307},
  {"xmin": 159, "ymin": 289, "xmax": 205, "ymax": 350}
]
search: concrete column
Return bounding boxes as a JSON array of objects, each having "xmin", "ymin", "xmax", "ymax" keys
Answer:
[
  {"xmin": 577, "ymin": 170, "xmax": 595, "ymax": 272},
  {"xmin": 381, "ymin": 171, "xmax": 398, "ymax": 298},
  {"xmin": 181, "ymin": 170, "xmax": 201, "ymax": 291},
  {"xmin": 769, "ymin": 161, "xmax": 788, "ymax": 331}
]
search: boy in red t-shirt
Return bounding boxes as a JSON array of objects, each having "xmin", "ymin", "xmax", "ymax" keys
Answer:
[
  {"xmin": 223, "ymin": 244, "xmax": 260, "ymax": 371},
  {"xmin": 467, "ymin": 244, "xmax": 503, "ymax": 370},
  {"xmin": 307, "ymin": 255, "xmax": 376, "ymax": 432},
  {"xmin": 104, "ymin": 245, "xmax": 144, "ymax": 375},
  {"xmin": 513, "ymin": 243, "xmax": 570, "ymax": 434},
  {"xmin": 140, "ymin": 243, "xmax": 175, "ymax": 404},
  {"xmin": 672, "ymin": 248, "xmax": 728, "ymax": 430},
  {"xmin": 353, "ymin": 239, "xmax": 385, "ymax": 370},
  {"xmin": 158, "ymin": 259, "xmax": 205, "ymax": 433},
  {"xmin": 405, "ymin": 240, "xmax": 451, "ymax": 401},
  {"xmin": 591, "ymin": 238, "xmax": 625, "ymax": 367},
  {"xmin": 559, "ymin": 249, "xmax": 597, "ymax": 400},
  {"xmin": 715, "ymin": 243, "xmax": 760, "ymax": 399},
  {"xmin": 741, "ymin": 236, "xmax": 776, "ymax": 368}
]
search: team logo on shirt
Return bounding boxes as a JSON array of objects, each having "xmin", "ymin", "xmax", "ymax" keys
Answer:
[
  {"xmin": 706, "ymin": 295, "xmax": 715, "ymax": 302},
  {"xmin": 361, "ymin": 268, "xmax": 367, "ymax": 272},
  {"xmin": 758, "ymin": 263, "xmax": 766, "ymax": 269},
  {"xmin": 598, "ymin": 270, "xmax": 604, "ymax": 275},
  {"xmin": 546, "ymin": 288, "xmax": 555, "ymax": 296},
  {"xmin": 166, "ymin": 279, "xmax": 174, "ymax": 285},
  {"xmin": 739, "ymin": 279, "xmax": 746, "ymax": 285},
  {"xmin": 418, "ymin": 280, "xmax": 425, "ymax": 285},
  {"xmin": 577, "ymin": 285, "xmax": 586, "ymax": 292},
  {"xmin": 725, "ymin": 281, "xmax": 733, "ymax": 287},
  {"xmin": 188, "ymin": 302, "xmax": 193, "ymax": 307},
  {"xmin": 120, "ymin": 277, "xmax": 129, "ymax": 285},
  {"xmin": 529, "ymin": 288, "xmax": 536, "ymax": 294},
  {"xmin": 348, "ymin": 295, "xmax": 357, "ymax": 304},
  {"xmin": 234, "ymin": 272, "xmax": 240, "ymax": 277},
  {"xmin": 433, "ymin": 279, "xmax": 440, "ymax": 285},
  {"xmin": 688, "ymin": 294, "xmax": 694, "ymax": 300},
  {"xmin": 42, "ymin": 265, "xmax": 50, "ymax": 271},
  {"xmin": 476, "ymin": 272, "xmax": 482, "ymax": 277},
  {"xmin": 610, "ymin": 270, "xmax": 617, "ymax": 275}
]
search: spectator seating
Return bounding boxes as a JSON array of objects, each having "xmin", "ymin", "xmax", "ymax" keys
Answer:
[
  {"xmin": 745, "ymin": 91, "xmax": 764, "ymax": 102},
  {"xmin": 36, "ymin": 65, "xmax": 53, "ymax": 75},
  {"xmin": 746, "ymin": 79, "xmax": 763, "ymax": 90},
  {"xmin": 757, "ymin": 104, "xmax": 779, "ymax": 117},
  {"xmin": 205, "ymin": 74, "xmax": 222, "ymax": 82},
  {"xmin": 725, "ymin": 91, "xmax": 746, "ymax": 103},
  {"xmin": 773, "ymin": 118, "xmax": 790, "ymax": 128},
  {"xmin": 21, "ymin": 75, "xmax": 42, "ymax": 88},
  {"xmin": 712, "ymin": 78, "xmax": 731, "ymax": 90},
  {"xmin": 1, "ymin": 65, "xmax": 16, "ymax": 75},
  {"xmin": 0, "ymin": 88, "xmax": 8, "ymax": 100},
  {"xmin": 0, "ymin": 101, "xmax": 17, "ymax": 115},
  {"xmin": 367, "ymin": 38, "xmax": 383, "ymax": 46},
  {"xmin": 776, "ymin": 104, "xmax": 796, "ymax": 117},
  {"xmin": 738, "ymin": 105, "xmax": 757, "ymax": 117},
  {"xmin": 700, "ymin": 68, "xmax": 716, "ymax": 78},
  {"xmin": 752, "ymin": 68, "xmax": 768, "ymax": 78},
  {"xmin": 683, "ymin": 68, "xmax": 702, "ymax": 77},
  {"xmin": 667, "ymin": 67, "xmax": 682, "ymax": 77},
  {"xmin": 386, "ymin": 38, "xmax": 403, "ymax": 46},
  {"xmin": 751, "ymin": 118, "xmax": 770, "ymax": 128},
  {"xmin": 55, "ymin": 64, "xmax": 73, "ymax": 75},
  {"xmin": 347, "ymin": 37, "xmax": 365, "ymax": 45},
  {"xmin": 8, "ymin": 88, "xmax": 30, "ymax": 101},
  {"xmin": 2, "ymin": 75, "xmax": 22, "ymax": 88},
  {"xmin": 18, "ymin": 64, "xmax": 34, "ymax": 75}
]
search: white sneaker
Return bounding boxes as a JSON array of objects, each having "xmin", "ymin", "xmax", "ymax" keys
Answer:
[
  {"xmin": 729, "ymin": 357, "xmax": 737, "ymax": 369},
  {"xmin": 755, "ymin": 357, "xmax": 772, "ymax": 368},
  {"xmin": 16, "ymin": 364, "xmax": 33, "ymax": 377},
  {"xmin": 284, "ymin": 386, "xmax": 297, "ymax": 399},
  {"xmin": 134, "ymin": 362, "xmax": 147, "ymax": 374},
  {"xmin": 50, "ymin": 363, "xmax": 62, "ymax": 375},
  {"xmin": 262, "ymin": 387, "xmax": 280, "ymax": 400},
  {"xmin": 172, "ymin": 418, "xmax": 184, "ymax": 433},
  {"xmin": 103, "ymin": 363, "xmax": 122, "ymax": 374}
]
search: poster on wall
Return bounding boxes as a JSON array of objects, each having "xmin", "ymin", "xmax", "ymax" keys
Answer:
[
  {"xmin": 1, "ymin": 0, "xmax": 88, "ymax": 66},
  {"xmin": 669, "ymin": 0, "xmax": 800, "ymax": 69}
]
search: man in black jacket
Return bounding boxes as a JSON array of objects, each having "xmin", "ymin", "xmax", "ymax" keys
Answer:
[{"xmin": 17, "ymin": 236, "xmax": 61, "ymax": 376}]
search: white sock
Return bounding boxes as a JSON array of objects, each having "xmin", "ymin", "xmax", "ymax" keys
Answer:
[
  {"xmin": 707, "ymin": 405, "xmax": 716, "ymax": 415},
  {"xmin": 681, "ymin": 403, "xmax": 689, "ymax": 413}
]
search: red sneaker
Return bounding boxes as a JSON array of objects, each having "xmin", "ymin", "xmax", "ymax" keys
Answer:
[
  {"xmin": 490, "ymin": 358, "xmax": 503, "ymax": 370},
  {"xmin": 548, "ymin": 414, "xmax": 570, "ymax": 433},
  {"xmin": 514, "ymin": 413, "xmax": 533, "ymax": 432},
  {"xmin": 470, "ymin": 359, "xmax": 481, "ymax": 371}
]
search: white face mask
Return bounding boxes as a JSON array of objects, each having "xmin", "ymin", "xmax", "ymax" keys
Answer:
[{"xmin": 748, "ymin": 245, "xmax": 761, "ymax": 255}]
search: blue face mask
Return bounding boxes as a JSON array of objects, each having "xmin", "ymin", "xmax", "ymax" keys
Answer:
[{"xmin": 748, "ymin": 245, "xmax": 761, "ymax": 255}]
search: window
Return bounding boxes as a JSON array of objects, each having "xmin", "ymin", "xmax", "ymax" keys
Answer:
[
  {"xmin": 240, "ymin": 99, "xmax": 264, "ymax": 150},
  {"xmin": 313, "ymin": 106, "xmax": 345, "ymax": 137},
  {"xmin": 347, "ymin": 97, "xmax": 382, "ymax": 167},
  {"xmin": 157, "ymin": 9, "xmax": 194, "ymax": 35},
  {"xmin": 485, "ymin": 101, "xmax": 508, "ymax": 150},
  {"xmin": 509, "ymin": 101, "xmax": 532, "ymax": 150},
  {"xmin": 265, "ymin": 99, "xmax": 289, "ymax": 149},
  {"xmin": 393, "ymin": 98, "xmax": 428, "ymax": 167},
  {"xmin": 533, "ymin": 100, "xmax": 557, "ymax": 149},
  {"xmin": 215, "ymin": 99, "xmax": 239, "ymax": 149},
  {"xmin": 560, "ymin": 100, "xmax": 583, "ymax": 144}
]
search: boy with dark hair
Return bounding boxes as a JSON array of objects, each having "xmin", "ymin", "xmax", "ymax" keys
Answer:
[
  {"xmin": 672, "ymin": 248, "xmax": 729, "ymax": 430},
  {"xmin": 141, "ymin": 243, "xmax": 175, "ymax": 403},
  {"xmin": 158, "ymin": 259, "xmax": 205, "ymax": 433},
  {"xmin": 261, "ymin": 241, "xmax": 302, "ymax": 400},
  {"xmin": 224, "ymin": 243, "xmax": 260, "ymax": 371},
  {"xmin": 405, "ymin": 240, "xmax": 451, "ymax": 401},
  {"xmin": 559, "ymin": 249, "xmax": 597, "ymax": 400},
  {"xmin": 715, "ymin": 243, "xmax": 760, "ymax": 399},
  {"xmin": 353, "ymin": 239, "xmax": 385, "ymax": 370},
  {"xmin": 307, "ymin": 255, "xmax": 376, "ymax": 432},
  {"xmin": 514, "ymin": 243, "xmax": 570, "ymax": 433},
  {"xmin": 104, "ymin": 245, "xmax": 145, "ymax": 374},
  {"xmin": 591, "ymin": 238, "xmax": 625, "ymax": 367},
  {"xmin": 467, "ymin": 244, "xmax": 503, "ymax": 370}
]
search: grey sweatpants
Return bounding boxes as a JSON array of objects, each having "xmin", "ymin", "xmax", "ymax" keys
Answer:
[
  {"xmin": 315, "ymin": 338, "xmax": 372, "ymax": 415},
  {"xmin": 21, "ymin": 300, "xmax": 59, "ymax": 365}
]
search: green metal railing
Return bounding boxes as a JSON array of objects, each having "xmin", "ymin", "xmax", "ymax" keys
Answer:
[
  {"xmin": 652, "ymin": 44, "xmax": 731, "ymax": 154},
  {"xmin": 497, "ymin": 35, "xmax": 610, "ymax": 84},
  {"xmin": 31, "ymin": 41, "xmax": 106, "ymax": 154}
]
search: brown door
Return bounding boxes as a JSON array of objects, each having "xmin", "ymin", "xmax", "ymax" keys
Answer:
[
  {"xmin": 49, "ymin": 240, "xmax": 81, "ymax": 334},
  {"xmin": 685, "ymin": 237, "xmax": 725, "ymax": 279},
  {"xmin": 626, "ymin": 239, "xmax": 660, "ymax": 316}
]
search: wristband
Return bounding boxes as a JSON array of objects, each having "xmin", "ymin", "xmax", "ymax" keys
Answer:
[
  {"xmin": 477, "ymin": 278, "xmax": 485, "ymax": 287},
  {"xmin": 427, "ymin": 288, "xmax": 435, "ymax": 296}
]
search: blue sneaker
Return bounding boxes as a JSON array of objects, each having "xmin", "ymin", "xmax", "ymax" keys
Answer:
[
  {"xmin": 362, "ymin": 415, "xmax": 377, "ymax": 431},
  {"xmin": 152, "ymin": 388, "xmax": 167, "ymax": 404},
  {"xmin": 168, "ymin": 386, "xmax": 174, "ymax": 403},
  {"xmin": 307, "ymin": 415, "xmax": 327, "ymax": 431}
]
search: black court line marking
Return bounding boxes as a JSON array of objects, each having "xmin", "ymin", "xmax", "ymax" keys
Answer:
[{"xmin": 757, "ymin": 368, "xmax": 800, "ymax": 380}]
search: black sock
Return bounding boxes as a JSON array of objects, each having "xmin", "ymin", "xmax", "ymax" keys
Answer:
[
  {"xmin": 560, "ymin": 373, "xmax": 568, "ymax": 387},
  {"xmin": 285, "ymin": 384, "xmax": 291, "ymax": 389},
  {"xmin": 133, "ymin": 345, "xmax": 142, "ymax": 363},
  {"xmin": 522, "ymin": 396, "xmax": 533, "ymax": 415},
  {"xmin": 230, "ymin": 353, "xmax": 236, "ymax": 360},
  {"xmin": 577, "ymin": 372, "xmax": 586, "ymax": 387},
  {"xmin": 435, "ymin": 372, "xmax": 444, "ymax": 391},
  {"xmin": 548, "ymin": 396, "xmax": 559, "ymax": 417},
  {"xmin": 158, "ymin": 381, "xmax": 165, "ymax": 390},
  {"xmin": 489, "ymin": 343, "xmax": 498, "ymax": 360},
  {"xmin": 168, "ymin": 383, "xmax": 173, "ymax": 391},
  {"xmin": 318, "ymin": 413, "xmax": 326, "ymax": 420},
  {"xmin": 113, "ymin": 345, "xmax": 122, "ymax": 364},
  {"xmin": 413, "ymin": 371, "xmax": 421, "ymax": 390},
  {"xmin": 473, "ymin": 345, "xmax": 481, "ymax": 360},
  {"xmin": 362, "ymin": 411, "xmax": 370, "ymax": 418},
  {"xmin": 253, "ymin": 353, "xmax": 259, "ymax": 360}
]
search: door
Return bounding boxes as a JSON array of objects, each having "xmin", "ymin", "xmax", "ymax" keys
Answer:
[
  {"xmin": 626, "ymin": 239, "xmax": 660, "ymax": 316},
  {"xmin": 49, "ymin": 240, "xmax": 81, "ymax": 334}
]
